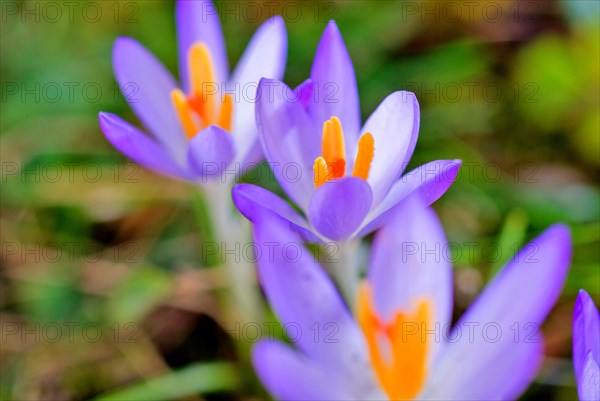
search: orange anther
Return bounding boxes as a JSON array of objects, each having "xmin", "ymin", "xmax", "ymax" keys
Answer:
[
  {"xmin": 173, "ymin": 42, "xmax": 234, "ymax": 138},
  {"xmin": 352, "ymin": 133, "xmax": 374, "ymax": 180},
  {"xmin": 314, "ymin": 156, "xmax": 329, "ymax": 188},
  {"xmin": 217, "ymin": 93, "xmax": 233, "ymax": 132},
  {"xmin": 322, "ymin": 116, "xmax": 346, "ymax": 169},
  {"xmin": 171, "ymin": 89, "xmax": 199, "ymax": 139},
  {"xmin": 357, "ymin": 283, "xmax": 431, "ymax": 400}
]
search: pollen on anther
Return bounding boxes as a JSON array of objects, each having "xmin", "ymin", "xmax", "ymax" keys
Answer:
[
  {"xmin": 218, "ymin": 93, "xmax": 234, "ymax": 132},
  {"xmin": 189, "ymin": 42, "xmax": 216, "ymax": 96},
  {"xmin": 322, "ymin": 116, "xmax": 346, "ymax": 169},
  {"xmin": 188, "ymin": 42, "xmax": 217, "ymax": 127},
  {"xmin": 352, "ymin": 133, "xmax": 375, "ymax": 180},
  {"xmin": 314, "ymin": 156, "xmax": 329, "ymax": 188}
]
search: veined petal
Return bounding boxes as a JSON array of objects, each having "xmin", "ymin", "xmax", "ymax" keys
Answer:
[
  {"xmin": 361, "ymin": 91, "xmax": 420, "ymax": 206},
  {"xmin": 256, "ymin": 78, "xmax": 319, "ymax": 209},
  {"xmin": 252, "ymin": 340, "xmax": 356, "ymax": 401},
  {"xmin": 309, "ymin": 21, "xmax": 360, "ymax": 142},
  {"xmin": 232, "ymin": 184, "xmax": 319, "ymax": 243},
  {"xmin": 98, "ymin": 112, "xmax": 188, "ymax": 179},
  {"xmin": 368, "ymin": 194, "xmax": 453, "ymax": 363},
  {"xmin": 427, "ymin": 225, "xmax": 571, "ymax": 399},
  {"xmin": 578, "ymin": 351, "xmax": 600, "ymax": 401},
  {"xmin": 112, "ymin": 37, "xmax": 186, "ymax": 159},
  {"xmin": 308, "ymin": 177, "xmax": 372, "ymax": 241},
  {"xmin": 573, "ymin": 290, "xmax": 600, "ymax": 383},
  {"xmin": 187, "ymin": 125, "xmax": 235, "ymax": 179},
  {"xmin": 176, "ymin": 0, "xmax": 228, "ymax": 91},
  {"xmin": 252, "ymin": 210, "xmax": 381, "ymax": 395},
  {"xmin": 356, "ymin": 159, "xmax": 462, "ymax": 237},
  {"xmin": 230, "ymin": 16, "xmax": 287, "ymax": 165}
]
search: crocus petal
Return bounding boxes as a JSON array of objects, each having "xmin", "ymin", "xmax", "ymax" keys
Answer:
[
  {"xmin": 256, "ymin": 78, "xmax": 319, "ymax": 209},
  {"xmin": 356, "ymin": 159, "xmax": 461, "ymax": 237},
  {"xmin": 98, "ymin": 113, "xmax": 188, "ymax": 179},
  {"xmin": 427, "ymin": 225, "xmax": 571, "ymax": 399},
  {"xmin": 578, "ymin": 351, "xmax": 600, "ymax": 401},
  {"xmin": 294, "ymin": 79, "xmax": 316, "ymax": 110},
  {"xmin": 309, "ymin": 21, "xmax": 360, "ymax": 143},
  {"xmin": 252, "ymin": 340, "xmax": 356, "ymax": 401},
  {"xmin": 230, "ymin": 16, "xmax": 287, "ymax": 164},
  {"xmin": 187, "ymin": 125, "xmax": 235, "ymax": 180},
  {"xmin": 361, "ymin": 91, "xmax": 420, "ymax": 206},
  {"xmin": 573, "ymin": 290, "xmax": 600, "ymax": 382},
  {"xmin": 368, "ymin": 194, "xmax": 453, "ymax": 363},
  {"xmin": 232, "ymin": 184, "xmax": 320, "ymax": 243},
  {"xmin": 308, "ymin": 177, "xmax": 373, "ymax": 241},
  {"xmin": 252, "ymin": 211, "xmax": 383, "ymax": 397},
  {"xmin": 456, "ymin": 224, "xmax": 571, "ymax": 329},
  {"xmin": 421, "ymin": 334, "xmax": 544, "ymax": 401},
  {"xmin": 176, "ymin": 0, "xmax": 228, "ymax": 91},
  {"xmin": 112, "ymin": 37, "xmax": 186, "ymax": 159}
]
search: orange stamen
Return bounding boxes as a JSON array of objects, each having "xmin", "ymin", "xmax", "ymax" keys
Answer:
[
  {"xmin": 217, "ymin": 93, "xmax": 233, "ymax": 132},
  {"xmin": 171, "ymin": 89, "xmax": 198, "ymax": 139},
  {"xmin": 352, "ymin": 133, "xmax": 375, "ymax": 180},
  {"xmin": 172, "ymin": 41, "xmax": 234, "ymax": 139},
  {"xmin": 313, "ymin": 156, "xmax": 329, "ymax": 188},
  {"xmin": 188, "ymin": 42, "xmax": 217, "ymax": 127},
  {"xmin": 187, "ymin": 93, "xmax": 211, "ymax": 129},
  {"xmin": 321, "ymin": 117, "xmax": 346, "ymax": 176},
  {"xmin": 357, "ymin": 283, "xmax": 431, "ymax": 400},
  {"xmin": 312, "ymin": 117, "xmax": 376, "ymax": 187}
]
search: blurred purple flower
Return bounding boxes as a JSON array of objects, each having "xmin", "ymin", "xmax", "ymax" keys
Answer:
[
  {"xmin": 233, "ymin": 21, "xmax": 461, "ymax": 242},
  {"xmin": 249, "ymin": 197, "xmax": 572, "ymax": 400},
  {"xmin": 98, "ymin": 0, "xmax": 287, "ymax": 183},
  {"xmin": 573, "ymin": 290, "xmax": 600, "ymax": 400}
]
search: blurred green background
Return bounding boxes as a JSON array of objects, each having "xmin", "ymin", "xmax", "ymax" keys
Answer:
[{"xmin": 1, "ymin": 0, "xmax": 599, "ymax": 400}]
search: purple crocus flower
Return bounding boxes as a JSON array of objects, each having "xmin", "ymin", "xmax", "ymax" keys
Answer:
[
  {"xmin": 573, "ymin": 290, "xmax": 600, "ymax": 400},
  {"xmin": 249, "ymin": 197, "xmax": 571, "ymax": 400},
  {"xmin": 98, "ymin": 0, "xmax": 287, "ymax": 182},
  {"xmin": 233, "ymin": 21, "xmax": 461, "ymax": 242}
]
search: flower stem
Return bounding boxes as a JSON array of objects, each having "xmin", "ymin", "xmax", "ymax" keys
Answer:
[
  {"xmin": 192, "ymin": 181, "xmax": 263, "ymax": 326},
  {"xmin": 328, "ymin": 239, "xmax": 363, "ymax": 308}
]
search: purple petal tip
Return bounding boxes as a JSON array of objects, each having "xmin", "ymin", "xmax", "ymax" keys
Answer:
[{"xmin": 112, "ymin": 36, "xmax": 136, "ymax": 57}]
